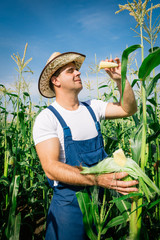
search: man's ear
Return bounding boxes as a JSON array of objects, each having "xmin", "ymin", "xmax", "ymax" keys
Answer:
[{"xmin": 51, "ymin": 76, "xmax": 61, "ymax": 87}]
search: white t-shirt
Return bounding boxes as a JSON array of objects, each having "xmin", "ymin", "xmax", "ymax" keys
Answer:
[{"xmin": 33, "ymin": 99, "xmax": 107, "ymax": 173}]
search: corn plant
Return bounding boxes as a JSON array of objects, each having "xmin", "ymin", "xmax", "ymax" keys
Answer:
[
  {"xmin": 77, "ymin": 149, "xmax": 160, "ymax": 239},
  {"xmin": 0, "ymin": 44, "xmax": 52, "ymax": 240},
  {"xmin": 76, "ymin": 187, "xmax": 127, "ymax": 240},
  {"xmin": 115, "ymin": 1, "xmax": 160, "ymax": 238}
]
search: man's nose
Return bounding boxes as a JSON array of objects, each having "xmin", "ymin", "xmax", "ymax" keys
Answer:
[{"xmin": 75, "ymin": 69, "xmax": 81, "ymax": 75}]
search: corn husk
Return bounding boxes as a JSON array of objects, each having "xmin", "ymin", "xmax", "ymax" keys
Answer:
[{"xmin": 81, "ymin": 149, "xmax": 160, "ymax": 201}]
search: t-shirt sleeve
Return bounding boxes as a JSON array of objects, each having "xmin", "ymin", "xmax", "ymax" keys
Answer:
[
  {"xmin": 87, "ymin": 99, "xmax": 108, "ymax": 121},
  {"xmin": 33, "ymin": 109, "xmax": 58, "ymax": 145}
]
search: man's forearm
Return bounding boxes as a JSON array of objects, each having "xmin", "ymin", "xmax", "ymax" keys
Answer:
[
  {"xmin": 116, "ymin": 79, "xmax": 137, "ymax": 115},
  {"xmin": 45, "ymin": 160, "xmax": 97, "ymax": 186},
  {"xmin": 45, "ymin": 160, "xmax": 139, "ymax": 195}
]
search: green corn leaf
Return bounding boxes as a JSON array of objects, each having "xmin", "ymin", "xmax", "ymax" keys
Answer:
[
  {"xmin": 146, "ymin": 73, "xmax": 160, "ymax": 97},
  {"xmin": 132, "ymin": 114, "xmax": 140, "ymax": 127},
  {"xmin": 106, "ymin": 215, "xmax": 125, "ymax": 229},
  {"xmin": 112, "ymin": 196, "xmax": 131, "ymax": 221},
  {"xmin": 98, "ymin": 84, "xmax": 108, "ymax": 89},
  {"xmin": 76, "ymin": 190, "xmax": 97, "ymax": 240},
  {"xmin": 6, "ymin": 92, "xmax": 18, "ymax": 98},
  {"xmin": 31, "ymin": 145, "xmax": 37, "ymax": 159},
  {"xmin": 9, "ymin": 213, "xmax": 21, "ymax": 240},
  {"xmin": 90, "ymin": 186, "xmax": 100, "ymax": 226},
  {"xmin": 131, "ymin": 79, "xmax": 139, "ymax": 88},
  {"xmin": 121, "ymin": 44, "xmax": 141, "ymax": 104},
  {"xmin": 23, "ymin": 91, "xmax": 30, "ymax": 97},
  {"xmin": 109, "ymin": 193, "xmax": 143, "ymax": 203},
  {"xmin": 147, "ymin": 98, "xmax": 157, "ymax": 106},
  {"xmin": 0, "ymin": 176, "xmax": 10, "ymax": 186},
  {"xmin": 138, "ymin": 47, "xmax": 160, "ymax": 81},
  {"xmin": 149, "ymin": 122, "xmax": 160, "ymax": 132},
  {"xmin": 148, "ymin": 198, "xmax": 160, "ymax": 209},
  {"xmin": 11, "ymin": 175, "xmax": 20, "ymax": 213},
  {"xmin": 148, "ymin": 46, "xmax": 159, "ymax": 53},
  {"xmin": 130, "ymin": 126, "xmax": 142, "ymax": 164},
  {"xmin": 5, "ymin": 175, "xmax": 20, "ymax": 239},
  {"xmin": 139, "ymin": 177, "xmax": 152, "ymax": 202},
  {"xmin": 147, "ymin": 128, "xmax": 160, "ymax": 143}
]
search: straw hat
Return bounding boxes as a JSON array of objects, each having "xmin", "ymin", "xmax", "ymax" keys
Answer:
[{"xmin": 38, "ymin": 52, "xmax": 86, "ymax": 98}]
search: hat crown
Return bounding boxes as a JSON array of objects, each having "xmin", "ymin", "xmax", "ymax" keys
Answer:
[
  {"xmin": 39, "ymin": 51, "xmax": 86, "ymax": 98},
  {"xmin": 47, "ymin": 52, "xmax": 61, "ymax": 64}
]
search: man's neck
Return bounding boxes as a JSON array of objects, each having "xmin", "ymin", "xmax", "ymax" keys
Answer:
[{"xmin": 55, "ymin": 94, "xmax": 80, "ymax": 111}]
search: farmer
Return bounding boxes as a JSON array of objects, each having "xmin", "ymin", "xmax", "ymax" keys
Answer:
[{"xmin": 33, "ymin": 52, "xmax": 138, "ymax": 240}]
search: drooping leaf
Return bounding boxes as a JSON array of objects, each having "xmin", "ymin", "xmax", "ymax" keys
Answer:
[
  {"xmin": 0, "ymin": 176, "xmax": 10, "ymax": 187},
  {"xmin": 147, "ymin": 129, "xmax": 160, "ymax": 143},
  {"xmin": 6, "ymin": 92, "xmax": 18, "ymax": 98},
  {"xmin": 148, "ymin": 46, "xmax": 159, "ymax": 53},
  {"xmin": 146, "ymin": 73, "xmax": 160, "ymax": 97},
  {"xmin": 131, "ymin": 79, "xmax": 139, "ymax": 88},
  {"xmin": 23, "ymin": 92, "xmax": 30, "ymax": 97},
  {"xmin": 138, "ymin": 47, "xmax": 160, "ymax": 81},
  {"xmin": 121, "ymin": 44, "xmax": 141, "ymax": 104},
  {"xmin": 147, "ymin": 98, "xmax": 157, "ymax": 106},
  {"xmin": 98, "ymin": 84, "xmax": 108, "ymax": 89},
  {"xmin": 132, "ymin": 114, "xmax": 140, "ymax": 127}
]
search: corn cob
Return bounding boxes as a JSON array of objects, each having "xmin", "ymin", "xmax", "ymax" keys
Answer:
[
  {"xmin": 81, "ymin": 149, "xmax": 160, "ymax": 201},
  {"xmin": 113, "ymin": 149, "xmax": 126, "ymax": 167},
  {"xmin": 99, "ymin": 61, "xmax": 118, "ymax": 69}
]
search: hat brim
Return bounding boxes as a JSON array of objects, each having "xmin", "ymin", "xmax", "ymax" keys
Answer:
[{"xmin": 38, "ymin": 52, "xmax": 86, "ymax": 98}]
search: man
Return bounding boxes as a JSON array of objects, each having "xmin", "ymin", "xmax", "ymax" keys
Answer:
[{"xmin": 33, "ymin": 51, "xmax": 138, "ymax": 240}]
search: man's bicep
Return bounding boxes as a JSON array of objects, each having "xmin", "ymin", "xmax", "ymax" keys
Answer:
[{"xmin": 35, "ymin": 138, "xmax": 60, "ymax": 178}]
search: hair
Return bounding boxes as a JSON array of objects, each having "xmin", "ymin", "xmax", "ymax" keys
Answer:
[
  {"xmin": 49, "ymin": 78, "xmax": 55, "ymax": 92},
  {"xmin": 49, "ymin": 67, "xmax": 62, "ymax": 93}
]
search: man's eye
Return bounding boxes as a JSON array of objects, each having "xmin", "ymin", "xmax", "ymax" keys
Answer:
[{"xmin": 68, "ymin": 69, "xmax": 74, "ymax": 73}]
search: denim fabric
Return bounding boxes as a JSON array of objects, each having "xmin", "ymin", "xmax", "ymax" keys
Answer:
[{"xmin": 45, "ymin": 103, "xmax": 107, "ymax": 240}]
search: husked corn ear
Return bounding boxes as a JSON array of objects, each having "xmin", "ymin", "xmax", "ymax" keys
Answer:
[
  {"xmin": 113, "ymin": 149, "xmax": 126, "ymax": 167},
  {"xmin": 99, "ymin": 61, "xmax": 118, "ymax": 69},
  {"xmin": 80, "ymin": 148, "xmax": 160, "ymax": 201}
]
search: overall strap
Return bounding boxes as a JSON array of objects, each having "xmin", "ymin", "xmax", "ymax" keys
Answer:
[
  {"xmin": 47, "ymin": 105, "xmax": 72, "ymax": 137},
  {"xmin": 82, "ymin": 102, "xmax": 101, "ymax": 133}
]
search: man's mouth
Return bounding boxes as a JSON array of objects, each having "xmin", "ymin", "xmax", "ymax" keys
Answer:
[{"xmin": 74, "ymin": 78, "xmax": 82, "ymax": 83}]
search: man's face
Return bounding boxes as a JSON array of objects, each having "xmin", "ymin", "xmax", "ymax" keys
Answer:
[{"xmin": 55, "ymin": 62, "xmax": 83, "ymax": 94}]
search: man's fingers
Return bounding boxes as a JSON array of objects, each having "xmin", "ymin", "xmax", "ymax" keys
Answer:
[
  {"xmin": 109, "ymin": 179, "xmax": 138, "ymax": 188},
  {"xmin": 111, "ymin": 186, "xmax": 139, "ymax": 193},
  {"xmin": 114, "ymin": 57, "xmax": 121, "ymax": 65}
]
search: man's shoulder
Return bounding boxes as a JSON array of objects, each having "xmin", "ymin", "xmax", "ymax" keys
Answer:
[
  {"xmin": 34, "ymin": 102, "xmax": 57, "ymax": 123},
  {"xmin": 81, "ymin": 99, "xmax": 98, "ymax": 106},
  {"xmin": 82, "ymin": 99, "xmax": 107, "ymax": 107}
]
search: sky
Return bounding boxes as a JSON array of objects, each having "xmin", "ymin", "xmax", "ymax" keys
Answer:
[{"xmin": 0, "ymin": 0, "xmax": 160, "ymax": 103}]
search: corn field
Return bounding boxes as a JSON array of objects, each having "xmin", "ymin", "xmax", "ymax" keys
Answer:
[{"xmin": 0, "ymin": 1, "xmax": 160, "ymax": 239}]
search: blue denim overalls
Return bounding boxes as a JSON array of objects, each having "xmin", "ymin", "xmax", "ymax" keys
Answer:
[{"xmin": 45, "ymin": 102, "xmax": 107, "ymax": 240}]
